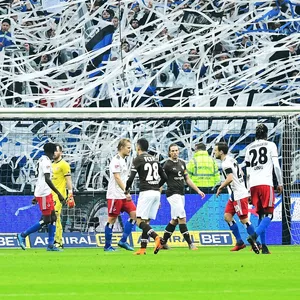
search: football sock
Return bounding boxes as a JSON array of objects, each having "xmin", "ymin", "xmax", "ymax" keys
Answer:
[
  {"xmin": 228, "ymin": 220, "xmax": 243, "ymax": 244},
  {"xmin": 105, "ymin": 222, "xmax": 114, "ymax": 248},
  {"xmin": 22, "ymin": 221, "xmax": 43, "ymax": 237},
  {"xmin": 120, "ymin": 218, "xmax": 136, "ymax": 243},
  {"xmin": 256, "ymin": 216, "xmax": 271, "ymax": 237},
  {"xmin": 258, "ymin": 218, "xmax": 266, "ymax": 244},
  {"xmin": 179, "ymin": 224, "xmax": 192, "ymax": 245},
  {"xmin": 260, "ymin": 230, "xmax": 266, "ymax": 245},
  {"xmin": 140, "ymin": 231, "xmax": 149, "ymax": 249},
  {"xmin": 139, "ymin": 222, "xmax": 158, "ymax": 240},
  {"xmin": 55, "ymin": 213, "xmax": 63, "ymax": 245},
  {"xmin": 48, "ymin": 223, "xmax": 56, "ymax": 246},
  {"xmin": 163, "ymin": 222, "xmax": 176, "ymax": 244},
  {"xmin": 244, "ymin": 221, "xmax": 255, "ymax": 236}
]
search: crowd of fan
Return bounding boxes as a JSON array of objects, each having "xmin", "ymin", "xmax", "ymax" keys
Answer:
[{"xmin": 0, "ymin": 0, "xmax": 299, "ymax": 105}]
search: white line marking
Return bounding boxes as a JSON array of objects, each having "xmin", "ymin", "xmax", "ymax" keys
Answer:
[{"xmin": 1, "ymin": 288, "xmax": 300, "ymax": 297}]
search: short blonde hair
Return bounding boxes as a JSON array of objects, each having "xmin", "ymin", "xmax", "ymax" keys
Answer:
[{"xmin": 117, "ymin": 138, "xmax": 131, "ymax": 151}]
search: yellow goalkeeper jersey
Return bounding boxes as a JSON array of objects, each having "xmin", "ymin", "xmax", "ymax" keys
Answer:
[{"xmin": 51, "ymin": 159, "xmax": 71, "ymax": 198}]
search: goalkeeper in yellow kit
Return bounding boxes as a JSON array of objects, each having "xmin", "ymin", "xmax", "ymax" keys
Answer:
[{"xmin": 52, "ymin": 144, "xmax": 75, "ymax": 248}]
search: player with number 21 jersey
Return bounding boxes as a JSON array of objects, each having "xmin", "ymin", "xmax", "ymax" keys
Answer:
[
  {"xmin": 215, "ymin": 142, "xmax": 256, "ymax": 252},
  {"xmin": 221, "ymin": 156, "xmax": 249, "ymax": 202}
]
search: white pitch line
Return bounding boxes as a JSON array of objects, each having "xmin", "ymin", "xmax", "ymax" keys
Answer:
[{"xmin": 1, "ymin": 288, "xmax": 300, "ymax": 297}]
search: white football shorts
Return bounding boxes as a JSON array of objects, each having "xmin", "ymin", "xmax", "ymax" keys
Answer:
[
  {"xmin": 167, "ymin": 194, "xmax": 186, "ymax": 219},
  {"xmin": 136, "ymin": 190, "xmax": 161, "ymax": 220}
]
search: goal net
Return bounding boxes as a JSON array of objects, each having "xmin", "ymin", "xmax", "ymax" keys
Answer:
[{"xmin": 0, "ymin": 107, "xmax": 299, "ymax": 246}]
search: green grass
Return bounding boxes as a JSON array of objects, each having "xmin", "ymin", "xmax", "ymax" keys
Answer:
[{"xmin": 1, "ymin": 246, "xmax": 300, "ymax": 300}]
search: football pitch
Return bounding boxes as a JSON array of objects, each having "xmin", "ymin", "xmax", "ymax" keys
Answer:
[{"xmin": 0, "ymin": 246, "xmax": 300, "ymax": 300}]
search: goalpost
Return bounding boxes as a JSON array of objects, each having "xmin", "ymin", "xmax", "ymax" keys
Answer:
[{"xmin": 0, "ymin": 107, "xmax": 299, "ymax": 246}]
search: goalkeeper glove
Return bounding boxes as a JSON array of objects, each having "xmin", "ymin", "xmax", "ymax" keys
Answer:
[
  {"xmin": 32, "ymin": 197, "xmax": 38, "ymax": 205},
  {"xmin": 66, "ymin": 193, "xmax": 75, "ymax": 208}
]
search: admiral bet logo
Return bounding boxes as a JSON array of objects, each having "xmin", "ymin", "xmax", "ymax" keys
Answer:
[
  {"xmin": 131, "ymin": 230, "xmax": 235, "ymax": 247},
  {"xmin": 199, "ymin": 231, "xmax": 235, "ymax": 246},
  {"xmin": 0, "ymin": 233, "xmax": 30, "ymax": 248}
]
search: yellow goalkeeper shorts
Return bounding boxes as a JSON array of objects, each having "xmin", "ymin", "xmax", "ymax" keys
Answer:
[{"xmin": 53, "ymin": 194, "xmax": 62, "ymax": 215}]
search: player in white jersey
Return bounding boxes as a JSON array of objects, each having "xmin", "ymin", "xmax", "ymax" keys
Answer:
[
  {"xmin": 104, "ymin": 139, "xmax": 136, "ymax": 252},
  {"xmin": 214, "ymin": 142, "xmax": 256, "ymax": 252},
  {"xmin": 17, "ymin": 143, "xmax": 65, "ymax": 251},
  {"xmin": 244, "ymin": 124, "xmax": 283, "ymax": 254}
]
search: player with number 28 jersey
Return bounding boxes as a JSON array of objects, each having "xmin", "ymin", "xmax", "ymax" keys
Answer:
[
  {"xmin": 244, "ymin": 124, "xmax": 283, "ymax": 255},
  {"xmin": 245, "ymin": 140, "xmax": 280, "ymax": 188},
  {"xmin": 125, "ymin": 138, "xmax": 167, "ymax": 255},
  {"xmin": 129, "ymin": 153, "xmax": 163, "ymax": 192}
]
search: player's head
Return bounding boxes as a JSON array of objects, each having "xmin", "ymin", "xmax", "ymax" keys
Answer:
[
  {"xmin": 53, "ymin": 143, "xmax": 63, "ymax": 161},
  {"xmin": 256, "ymin": 123, "xmax": 268, "ymax": 140},
  {"xmin": 168, "ymin": 143, "xmax": 179, "ymax": 159},
  {"xmin": 117, "ymin": 138, "xmax": 131, "ymax": 157},
  {"xmin": 43, "ymin": 142, "xmax": 57, "ymax": 159},
  {"xmin": 214, "ymin": 142, "xmax": 228, "ymax": 159},
  {"xmin": 136, "ymin": 138, "xmax": 149, "ymax": 152},
  {"xmin": 195, "ymin": 143, "xmax": 206, "ymax": 152}
]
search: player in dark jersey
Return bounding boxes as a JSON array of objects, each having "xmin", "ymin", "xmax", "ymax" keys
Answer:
[
  {"xmin": 160, "ymin": 144, "xmax": 205, "ymax": 250},
  {"xmin": 125, "ymin": 138, "xmax": 167, "ymax": 255}
]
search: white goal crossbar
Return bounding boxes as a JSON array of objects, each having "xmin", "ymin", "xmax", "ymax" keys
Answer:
[{"xmin": 0, "ymin": 107, "xmax": 299, "ymax": 120}]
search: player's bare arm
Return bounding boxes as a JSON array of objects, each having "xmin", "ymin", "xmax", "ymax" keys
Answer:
[
  {"xmin": 66, "ymin": 174, "xmax": 73, "ymax": 194},
  {"xmin": 65, "ymin": 174, "xmax": 75, "ymax": 207},
  {"xmin": 185, "ymin": 175, "xmax": 205, "ymax": 198},
  {"xmin": 113, "ymin": 172, "xmax": 125, "ymax": 190},
  {"xmin": 272, "ymin": 155, "xmax": 283, "ymax": 196},
  {"xmin": 113, "ymin": 172, "xmax": 132, "ymax": 201},
  {"xmin": 216, "ymin": 173, "xmax": 233, "ymax": 197},
  {"xmin": 44, "ymin": 173, "xmax": 64, "ymax": 202},
  {"xmin": 125, "ymin": 169, "xmax": 137, "ymax": 194}
]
